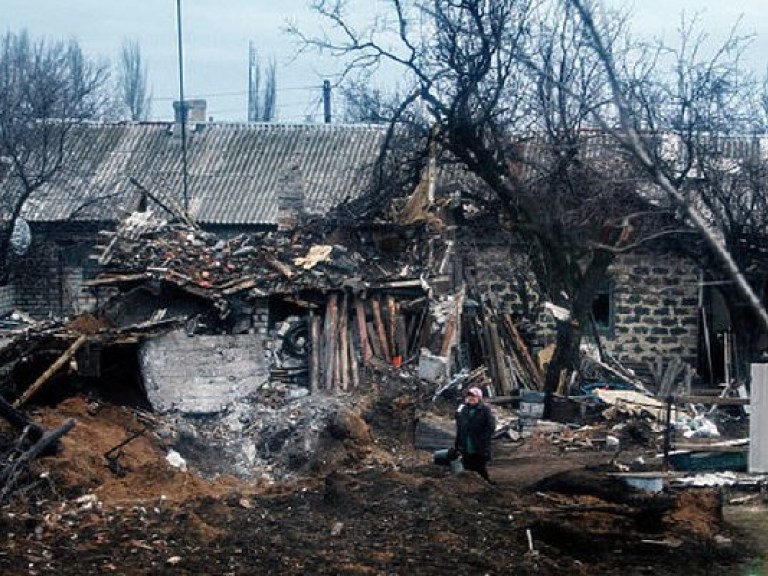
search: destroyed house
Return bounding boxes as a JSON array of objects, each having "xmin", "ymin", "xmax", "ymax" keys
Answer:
[
  {"xmin": 4, "ymin": 113, "xmax": 767, "ymax": 404},
  {"xmin": 0, "ymin": 106, "xmax": 389, "ymax": 319},
  {"xmin": 0, "ymin": 106, "xmax": 457, "ymax": 414}
]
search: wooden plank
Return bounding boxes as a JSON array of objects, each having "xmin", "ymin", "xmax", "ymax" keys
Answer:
[
  {"xmin": 14, "ymin": 335, "xmax": 88, "ymax": 408},
  {"xmin": 489, "ymin": 320, "xmax": 512, "ymax": 395},
  {"xmin": 396, "ymin": 314, "xmax": 408, "ymax": 364},
  {"xmin": 266, "ymin": 257, "xmax": 295, "ymax": 279},
  {"xmin": 339, "ymin": 293, "xmax": 349, "ymax": 391},
  {"xmin": 366, "ymin": 322, "xmax": 382, "ymax": 359},
  {"xmin": 84, "ymin": 273, "xmax": 148, "ymax": 286},
  {"xmin": 387, "ymin": 296, "xmax": 398, "ymax": 361},
  {"xmin": 371, "ymin": 297, "xmax": 391, "ymax": 362},
  {"xmin": 481, "ymin": 321, "xmax": 499, "ymax": 393},
  {"xmin": 674, "ymin": 395, "xmax": 749, "ymax": 406},
  {"xmin": 309, "ymin": 312, "xmax": 321, "ymax": 393},
  {"xmin": 354, "ymin": 297, "xmax": 373, "ymax": 365},
  {"xmin": 502, "ymin": 314, "xmax": 543, "ymax": 390},
  {"xmin": 324, "ymin": 294, "xmax": 338, "ymax": 391},
  {"xmin": 349, "ymin": 324, "xmax": 360, "ymax": 389},
  {"xmin": 440, "ymin": 315, "xmax": 457, "ymax": 358}
]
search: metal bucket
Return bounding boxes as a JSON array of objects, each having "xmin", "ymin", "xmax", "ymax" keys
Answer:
[{"xmin": 433, "ymin": 449, "xmax": 451, "ymax": 465}]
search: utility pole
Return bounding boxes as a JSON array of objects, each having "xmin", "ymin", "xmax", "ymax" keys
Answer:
[
  {"xmin": 176, "ymin": 0, "xmax": 189, "ymax": 211},
  {"xmin": 323, "ymin": 80, "xmax": 332, "ymax": 124},
  {"xmin": 248, "ymin": 42, "xmax": 258, "ymax": 122}
]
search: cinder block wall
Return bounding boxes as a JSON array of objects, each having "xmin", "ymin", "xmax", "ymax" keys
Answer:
[
  {"xmin": 463, "ymin": 237, "xmax": 700, "ymax": 370},
  {"xmin": 606, "ymin": 252, "xmax": 699, "ymax": 366}
]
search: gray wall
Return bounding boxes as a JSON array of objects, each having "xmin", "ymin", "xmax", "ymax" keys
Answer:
[
  {"xmin": 465, "ymin": 240, "xmax": 701, "ymax": 370},
  {"xmin": 140, "ymin": 329, "xmax": 269, "ymax": 414}
]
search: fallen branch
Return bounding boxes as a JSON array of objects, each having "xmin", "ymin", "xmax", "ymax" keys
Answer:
[
  {"xmin": 0, "ymin": 396, "xmax": 45, "ymax": 441},
  {"xmin": 0, "ymin": 418, "xmax": 76, "ymax": 502}
]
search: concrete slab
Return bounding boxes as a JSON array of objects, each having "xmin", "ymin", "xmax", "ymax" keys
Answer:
[{"xmin": 139, "ymin": 329, "xmax": 268, "ymax": 415}]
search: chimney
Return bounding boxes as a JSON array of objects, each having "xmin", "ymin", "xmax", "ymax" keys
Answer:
[
  {"xmin": 276, "ymin": 163, "xmax": 305, "ymax": 231},
  {"xmin": 173, "ymin": 99, "xmax": 207, "ymax": 133}
]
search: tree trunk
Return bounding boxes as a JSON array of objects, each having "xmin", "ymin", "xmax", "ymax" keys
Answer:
[{"xmin": 543, "ymin": 248, "xmax": 616, "ymax": 417}]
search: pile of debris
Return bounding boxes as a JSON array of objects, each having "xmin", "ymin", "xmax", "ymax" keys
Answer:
[{"xmin": 91, "ymin": 211, "xmax": 449, "ymax": 298}]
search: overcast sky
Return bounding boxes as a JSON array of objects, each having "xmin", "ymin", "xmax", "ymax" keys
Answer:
[{"xmin": 4, "ymin": 0, "xmax": 767, "ymax": 123}]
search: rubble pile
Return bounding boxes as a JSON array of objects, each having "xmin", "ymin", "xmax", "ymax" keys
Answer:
[
  {"xmin": 92, "ymin": 212, "xmax": 449, "ymax": 298},
  {"xmin": 166, "ymin": 387, "xmax": 370, "ymax": 481}
]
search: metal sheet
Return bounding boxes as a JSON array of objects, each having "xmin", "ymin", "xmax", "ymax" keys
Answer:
[{"xmin": 749, "ymin": 363, "xmax": 768, "ymax": 473}]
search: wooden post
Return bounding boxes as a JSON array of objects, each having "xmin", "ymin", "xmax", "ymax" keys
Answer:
[
  {"xmin": 339, "ymin": 293, "xmax": 350, "ymax": 390},
  {"xmin": 324, "ymin": 294, "xmax": 338, "ymax": 391},
  {"xmin": 309, "ymin": 312, "xmax": 321, "ymax": 393},
  {"xmin": 372, "ymin": 296, "xmax": 391, "ymax": 362},
  {"xmin": 354, "ymin": 297, "xmax": 373, "ymax": 365},
  {"xmin": 14, "ymin": 335, "xmax": 88, "ymax": 408}
]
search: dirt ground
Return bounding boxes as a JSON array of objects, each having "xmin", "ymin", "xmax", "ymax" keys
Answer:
[{"xmin": 0, "ymin": 385, "xmax": 764, "ymax": 576}]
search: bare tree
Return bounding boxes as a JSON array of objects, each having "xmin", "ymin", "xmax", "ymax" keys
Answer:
[
  {"xmin": 0, "ymin": 30, "xmax": 109, "ymax": 282},
  {"xmin": 248, "ymin": 47, "xmax": 277, "ymax": 122},
  {"xmin": 116, "ymin": 39, "xmax": 151, "ymax": 121},
  {"xmin": 564, "ymin": 0, "xmax": 768, "ymax": 337},
  {"xmin": 341, "ymin": 79, "xmax": 390, "ymax": 123},
  {"xmin": 293, "ymin": 0, "xmax": 678, "ymax": 396}
]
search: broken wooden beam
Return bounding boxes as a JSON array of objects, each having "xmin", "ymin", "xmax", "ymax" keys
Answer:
[
  {"xmin": 0, "ymin": 418, "xmax": 76, "ymax": 500},
  {"xmin": 14, "ymin": 335, "xmax": 89, "ymax": 408}
]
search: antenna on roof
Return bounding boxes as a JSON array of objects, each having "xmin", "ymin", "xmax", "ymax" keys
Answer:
[{"xmin": 176, "ymin": 0, "xmax": 189, "ymax": 211}]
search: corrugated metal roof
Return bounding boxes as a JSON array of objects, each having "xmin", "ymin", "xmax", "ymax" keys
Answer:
[{"xmin": 11, "ymin": 122, "xmax": 388, "ymax": 225}]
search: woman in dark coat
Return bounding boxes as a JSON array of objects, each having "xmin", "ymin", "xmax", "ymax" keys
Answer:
[{"xmin": 454, "ymin": 386, "xmax": 496, "ymax": 483}]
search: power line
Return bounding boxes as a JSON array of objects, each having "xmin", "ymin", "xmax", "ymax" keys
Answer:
[{"xmin": 153, "ymin": 85, "xmax": 325, "ymax": 101}]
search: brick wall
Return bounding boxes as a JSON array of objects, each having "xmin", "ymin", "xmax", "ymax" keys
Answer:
[
  {"xmin": 0, "ymin": 284, "xmax": 15, "ymax": 316},
  {"xmin": 11, "ymin": 225, "xmax": 102, "ymax": 319}
]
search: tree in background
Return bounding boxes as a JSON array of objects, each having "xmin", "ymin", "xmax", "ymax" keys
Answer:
[
  {"xmin": 297, "ymin": 0, "xmax": 768, "ymax": 398},
  {"xmin": 0, "ymin": 30, "xmax": 109, "ymax": 282},
  {"xmin": 563, "ymin": 0, "xmax": 768, "ymax": 380},
  {"xmin": 116, "ymin": 39, "xmax": 151, "ymax": 121},
  {"xmin": 248, "ymin": 45, "xmax": 276, "ymax": 122},
  {"xmin": 295, "ymin": 0, "xmax": 664, "ymax": 395}
]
